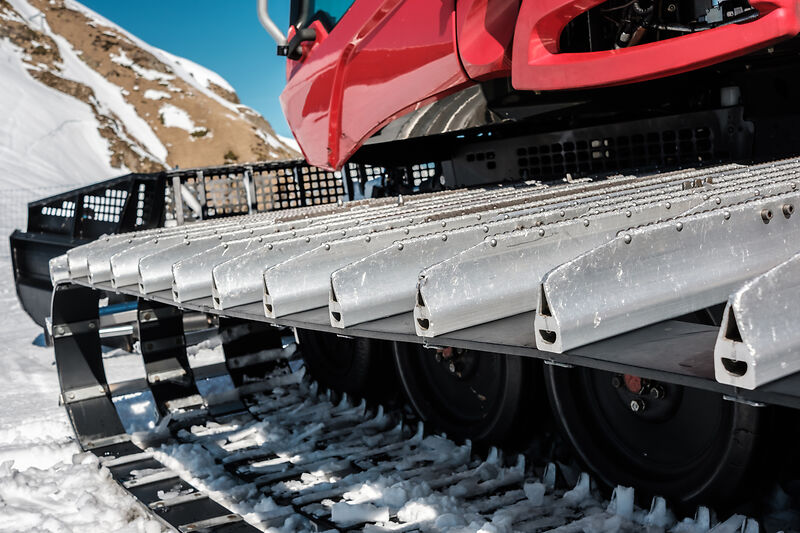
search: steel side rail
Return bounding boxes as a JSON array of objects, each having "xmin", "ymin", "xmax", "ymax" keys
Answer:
[
  {"xmin": 714, "ymin": 251, "xmax": 800, "ymax": 389},
  {"xmin": 534, "ymin": 190, "xmax": 800, "ymax": 353}
]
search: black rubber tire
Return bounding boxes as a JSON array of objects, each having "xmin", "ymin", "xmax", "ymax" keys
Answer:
[
  {"xmin": 296, "ymin": 329, "xmax": 400, "ymax": 405},
  {"xmin": 393, "ymin": 342, "xmax": 537, "ymax": 448},
  {"xmin": 544, "ymin": 364, "xmax": 763, "ymax": 507}
]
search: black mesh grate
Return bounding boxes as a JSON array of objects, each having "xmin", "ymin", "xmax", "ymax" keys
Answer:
[
  {"xmin": 40, "ymin": 200, "xmax": 76, "ymax": 220},
  {"xmin": 409, "ymin": 162, "xmax": 438, "ymax": 188},
  {"xmin": 255, "ymin": 166, "xmax": 301, "ymax": 210},
  {"xmin": 510, "ymin": 127, "xmax": 714, "ymax": 180},
  {"xmin": 203, "ymin": 172, "xmax": 249, "ymax": 217},
  {"xmin": 81, "ymin": 188, "xmax": 128, "ymax": 224},
  {"xmin": 299, "ymin": 166, "xmax": 345, "ymax": 206}
]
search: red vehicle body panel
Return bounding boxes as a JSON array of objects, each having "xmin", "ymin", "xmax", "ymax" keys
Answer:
[
  {"xmin": 281, "ymin": 0, "xmax": 800, "ymax": 170},
  {"xmin": 280, "ymin": 0, "xmax": 471, "ymax": 169},
  {"xmin": 511, "ymin": 0, "xmax": 800, "ymax": 90}
]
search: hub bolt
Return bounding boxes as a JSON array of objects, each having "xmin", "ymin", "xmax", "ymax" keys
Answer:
[
  {"xmin": 611, "ymin": 375, "xmax": 622, "ymax": 388},
  {"xmin": 649, "ymin": 385, "xmax": 665, "ymax": 399},
  {"xmin": 630, "ymin": 399, "xmax": 646, "ymax": 413}
]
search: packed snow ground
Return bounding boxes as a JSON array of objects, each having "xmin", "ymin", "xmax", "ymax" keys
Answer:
[{"xmin": 0, "ymin": 250, "xmax": 165, "ymax": 533}]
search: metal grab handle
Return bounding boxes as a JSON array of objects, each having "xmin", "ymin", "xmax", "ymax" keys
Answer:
[
  {"xmin": 257, "ymin": 0, "xmax": 288, "ymax": 47},
  {"xmin": 286, "ymin": 27, "xmax": 318, "ymax": 60}
]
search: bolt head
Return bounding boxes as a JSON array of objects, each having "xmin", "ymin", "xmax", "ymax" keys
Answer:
[
  {"xmin": 630, "ymin": 399, "xmax": 645, "ymax": 413},
  {"xmin": 649, "ymin": 386, "xmax": 665, "ymax": 399}
]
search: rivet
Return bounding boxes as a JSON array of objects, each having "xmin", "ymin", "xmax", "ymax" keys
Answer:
[
  {"xmin": 583, "ymin": 219, "xmax": 590, "ymax": 227},
  {"xmin": 305, "ymin": 237, "xmax": 311, "ymax": 243},
  {"xmin": 267, "ymin": 243, "xmax": 273, "ymax": 250},
  {"xmin": 441, "ymin": 234, "xmax": 447, "ymax": 242},
  {"xmin": 715, "ymin": 197, "xmax": 721, "ymax": 205},
  {"xmin": 324, "ymin": 243, "xmax": 331, "ymax": 250},
  {"xmin": 762, "ymin": 209, "xmax": 773, "ymax": 223},
  {"xmin": 476, "ymin": 214, "xmax": 481, "ymax": 220},
  {"xmin": 625, "ymin": 210, "xmax": 631, "ymax": 217},
  {"xmin": 559, "ymin": 210, "xmax": 565, "ymax": 217},
  {"xmin": 665, "ymin": 202, "xmax": 671, "ymax": 209},
  {"xmin": 482, "ymin": 225, "xmax": 489, "ymax": 233},
  {"xmin": 441, "ymin": 221, "xmax": 446, "ymax": 227},
  {"xmin": 88, "ymin": 322, "xmax": 96, "ymax": 329},
  {"xmin": 538, "ymin": 228, "xmax": 545, "ymax": 237},
  {"xmin": 723, "ymin": 211, "xmax": 731, "ymax": 220},
  {"xmin": 397, "ymin": 243, "xmax": 404, "ymax": 251},
  {"xmin": 56, "ymin": 326, "xmax": 64, "ymax": 335},
  {"xmin": 404, "ymin": 228, "xmax": 410, "ymax": 235},
  {"xmin": 676, "ymin": 222, "xmax": 683, "ymax": 232},
  {"xmin": 623, "ymin": 234, "xmax": 632, "ymax": 244},
  {"xmin": 783, "ymin": 204, "xmax": 794, "ymax": 218},
  {"xmin": 489, "ymin": 239, "xmax": 497, "ymax": 247},
  {"xmin": 365, "ymin": 236, "xmax": 370, "ymax": 243}
]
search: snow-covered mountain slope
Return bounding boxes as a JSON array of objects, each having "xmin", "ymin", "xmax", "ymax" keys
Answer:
[{"xmin": 0, "ymin": 0, "xmax": 299, "ymax": 190}]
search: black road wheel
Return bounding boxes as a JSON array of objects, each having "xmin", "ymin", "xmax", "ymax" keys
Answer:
[
  {"xmin": 393, "ymin": 342, "xmax": 538, "ymax": 448},
  {"xmin": 545, "ymin": 364, "xmax": 763, "ymax": 507},
  {"xmin": 296, "ymin": 329, "xmax": 400, "ymax": 405}
]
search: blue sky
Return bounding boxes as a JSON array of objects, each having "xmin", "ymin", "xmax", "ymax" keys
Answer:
[{"xmin": 81, "ymin": 1, "xmax": 294, "ymax": 137}]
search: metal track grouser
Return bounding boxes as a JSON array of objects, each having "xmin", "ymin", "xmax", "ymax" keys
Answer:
[{"xmin": 24, "ymin": 153, "xmax": 800, "ymax": 531}]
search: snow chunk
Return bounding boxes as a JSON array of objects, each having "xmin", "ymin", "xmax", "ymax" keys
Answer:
[
  {"xmin": 331, "ymin": 502, "xmax": 389, "ymax": 526},
  {"xmin": 159, "ymin": 51, "xmax": 234, "ymax": 93},
  {"xmin": 524, "ymin": 482, "xmax": 546, "ymax": 506},
  {"xmin": 143, "ymin": 89, "xmax": 171, "ymax": 101},
  {"xmin": 109, "ymin": 49, "xmax": 133, "ymax": 67},
  {"xmin": 159, "ymin": 104, "xmax": 195, "ymax": 131},
  {"xmin": 397, "ymin": 501, "xmax": 438, "ymax": 523}
]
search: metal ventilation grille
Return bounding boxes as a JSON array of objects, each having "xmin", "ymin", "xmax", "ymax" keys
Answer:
[
  {"xmin": 513, "ymin": 127, "xmax": 715, "ymax": 180},
  {"xmin": 410, "ymin": 162, "xmax": 439, "ymax": 188}
]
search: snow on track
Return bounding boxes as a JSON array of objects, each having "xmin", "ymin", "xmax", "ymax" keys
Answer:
[
  {"xmin": 0, "ymin": 251, "xmax": 164, "ymax": 533},
  {"xmin": 141, "ymin": 361, "xmax": 741, "ymax": 533}
]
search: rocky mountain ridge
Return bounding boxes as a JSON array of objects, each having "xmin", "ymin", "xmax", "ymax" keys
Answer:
[{"xmin": 0, "ymin": 0, "xmax": 298, "ymax": 189}]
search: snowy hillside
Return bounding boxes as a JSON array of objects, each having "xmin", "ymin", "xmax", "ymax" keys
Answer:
[{"xmin": 0, "ymin": 0, "xmax": 298, "ymax": 193}]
